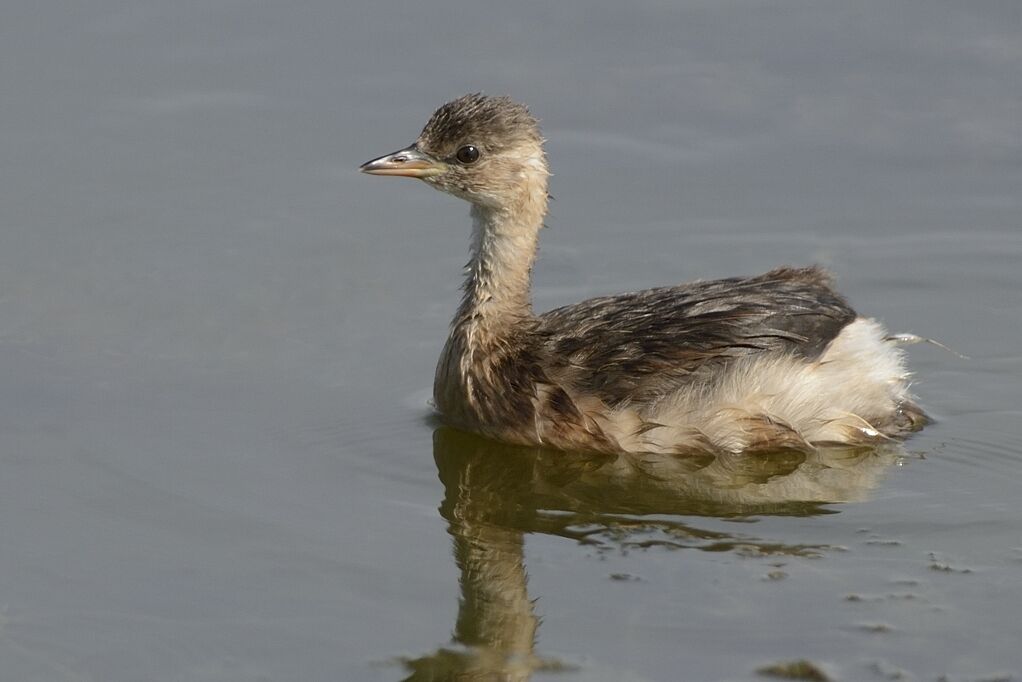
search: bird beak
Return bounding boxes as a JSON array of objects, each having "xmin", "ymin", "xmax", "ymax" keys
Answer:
[{"xmin": 359, "ymin": 145, "xmax": 447, "ymax": 178}]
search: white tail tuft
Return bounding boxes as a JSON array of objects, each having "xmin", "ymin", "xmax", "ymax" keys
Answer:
[{"xmin": 885, "ymin": 333, "xmax": 970, "ymax": 359}]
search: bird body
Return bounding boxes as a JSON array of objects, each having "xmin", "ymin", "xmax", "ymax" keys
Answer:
[{"xmin": 362, "ymin": 94, "xmax": 926, "ymax": 455}]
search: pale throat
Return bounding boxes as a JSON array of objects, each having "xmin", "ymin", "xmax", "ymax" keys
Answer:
[{"xmin": 457, "ymin": 173, "xmax": 548, "ymax": 331}]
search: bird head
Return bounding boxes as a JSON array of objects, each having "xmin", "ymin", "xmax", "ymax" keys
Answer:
[{"xmin": 361, "ymin": 94, "xmax": 549, "ymax": 213}]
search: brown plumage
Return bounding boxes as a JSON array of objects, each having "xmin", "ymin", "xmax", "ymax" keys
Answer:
[{"xmin": 361, "ymin": 94, "xmax": 927, "ymax": 455}]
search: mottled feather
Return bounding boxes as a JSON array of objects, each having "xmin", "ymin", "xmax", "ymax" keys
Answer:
[{"xmin": 537, "ymin": 267, "xmax": 856, "ymax": 405}]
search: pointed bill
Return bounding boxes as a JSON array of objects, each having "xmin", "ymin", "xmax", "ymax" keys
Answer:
[{"xmin": 359, "ymin": 145, "xmax": 448, "ymax": 178}]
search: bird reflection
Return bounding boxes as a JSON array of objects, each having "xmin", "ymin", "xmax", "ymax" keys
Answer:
[{"xmin": 399, "ymin": 427, "xmax": 903, "ymax": 680}]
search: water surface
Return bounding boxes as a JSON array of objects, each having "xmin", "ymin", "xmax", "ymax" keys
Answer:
[{"xmin": 1, "ymin": 2, "xmax": 1020, "ymax": 680}]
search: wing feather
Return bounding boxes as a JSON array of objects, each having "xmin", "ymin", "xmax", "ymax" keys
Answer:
[{"xmin": 536, "ymin": 267, "xmax": 856, "ymax": 405}]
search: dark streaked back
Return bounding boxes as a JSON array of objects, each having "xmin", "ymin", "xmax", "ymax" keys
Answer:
[{"xmin": 537, "ymin": 267, "xmax": 857, "ymax": 406}]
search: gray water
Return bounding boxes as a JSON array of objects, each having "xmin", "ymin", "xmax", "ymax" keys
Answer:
[{"xmin": 1, "ymin": 2, "xmax": 1020, "ymax": 681}]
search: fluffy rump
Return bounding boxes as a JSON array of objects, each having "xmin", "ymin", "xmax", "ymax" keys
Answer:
[{"xmin": 598, "ymin": 318, "xmax": 924, "ymax": 454}]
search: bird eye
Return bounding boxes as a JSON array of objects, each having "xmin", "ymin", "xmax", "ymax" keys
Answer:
[{"xmin": 455, "ymin": 145, "xmax": 480, "ymax": 164}]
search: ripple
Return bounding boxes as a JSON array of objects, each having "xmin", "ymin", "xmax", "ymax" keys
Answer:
[{"xmin": 928, "ymin": 434, "xmax": 1022, "ymax": 478}]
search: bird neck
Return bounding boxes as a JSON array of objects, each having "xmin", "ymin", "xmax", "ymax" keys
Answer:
[
  {"xmin": 434, "ymin": 173, "xmax": 548, "ymax": 426},
  {"xmin": 454, "ymin": 197, "xmax": 546, "ymax": 335}
]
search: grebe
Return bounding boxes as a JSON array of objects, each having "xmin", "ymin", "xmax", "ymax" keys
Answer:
[{"xmin": 361, "ymin": 94, "xmax": 927, "ymax": 455}]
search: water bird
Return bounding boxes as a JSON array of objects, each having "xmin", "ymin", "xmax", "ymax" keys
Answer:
[{"xmin": 361, "ymin": 94, "xmax": 927, "ymax": 455}]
